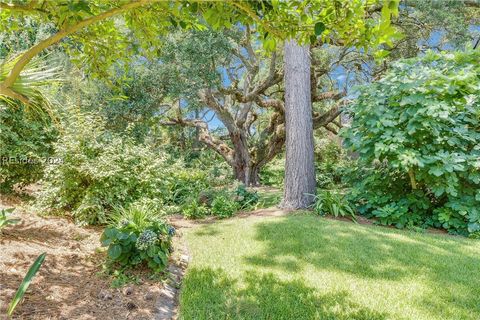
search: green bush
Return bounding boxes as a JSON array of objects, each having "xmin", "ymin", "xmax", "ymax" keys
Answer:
[
  {"xmin": 0, "ymin": 105, "xmax": 57, "ymax": 193},
  {"xmin": 165, "ymin": 169, "xmax": 209, "ymax": 205},
  {"xmin": 181, "ymin": 199, "xmax": 209, "ymax": 219},
  {"xmin": 37, "ymin": 110, "xmax": 170, "ymax": 224},
  {"xmin": 180, "ymin": 185, "xmax": 256, "ymax": 219},
  {"xmin": 185, "ymin": 150, "xmax": 233, "ymax": 187},
  {"xmin": 234, "ymin": 184, "xmax": 259, "ymax": 210},
  {"xmin": 314, "ymin": 138, "xmax": 352, "ymax": 189},
  {"xmin": 210, "ymin": 192, "xmax": 239, "ymax": 218},
  {"xmin": 100, "ymin": 204, "xmax": 175, "ymax": 273},
  {"xmin": 343, "ymin": 50, "xmax": 480, "ymax": 235},
  {"xmin": 259, "ymin": 157, "xmax": 284, "ymax": 187},
  {"xmin": 36, "ymin": 108, "xmax": 221, "ymax": 224}
]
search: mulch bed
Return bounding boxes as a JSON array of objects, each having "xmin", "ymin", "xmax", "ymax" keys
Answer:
[{"xmin": 0, "ymin": 195, "xmax": 171, "ymax": 320}]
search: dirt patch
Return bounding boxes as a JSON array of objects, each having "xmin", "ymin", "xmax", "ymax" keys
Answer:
[
  {"xmin": 0, "ymin": 198, "xmax": 166, "ymax": 320},
  {"xmin": 237, "ymin": 207, "xmax": 292, "ymax": 218},
  {"xmin": 324, "ymin": 214, "xmax": 373, "ymax": 225},
  {"xmin": 168, "ymin": 207, "xmax": 291, "ymax": 229}
]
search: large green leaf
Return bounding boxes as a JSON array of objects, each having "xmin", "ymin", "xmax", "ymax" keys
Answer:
[{"xmin": 108, "ymin": 244, "xmax": 122, "ymax": 260}]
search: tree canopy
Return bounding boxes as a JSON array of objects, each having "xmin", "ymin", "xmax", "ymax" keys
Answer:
[{"xmin": 0, "ymin": 0, "xmax": 401, "ymax": 108}]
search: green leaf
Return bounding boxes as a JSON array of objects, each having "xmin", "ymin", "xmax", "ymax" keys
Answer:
[
  {"xmin": 158, "ymin": 251, "xmax": 168, "ymax": 265},
  {"xmin": 428, "ymin": 167, "xmax": 444, "ymax": 177},
  {"xmin": 314, "ymin": 22, "xmax": 326, "ymax": 36},
  {"xmin": 117, "ymin": 232, "xmax": 130, "ymax": 240},
  {"xmin": 104, "ymin": 228, "xmax": 119, "ymax": 240},
  {"xmin": 101, "ymin": 238, "xmax": 112, "ymax": 246},
  {"xmin": 468, "ymin": 222, "xmax": 480, "ymax": 233},
  {"xmin": 108, "ymin": 244, "xmax": 122, "ymax": 260},
  {"xmin": 374, "ymin": 49, "xmax": 390, "ymax": 59},
  {"xmin": 8, "ymin": 253, "xmax": 46, "ymax": 317},
  {"xmin": 147, "ymin": 246, "xmax": 156, "ymax": 257}
]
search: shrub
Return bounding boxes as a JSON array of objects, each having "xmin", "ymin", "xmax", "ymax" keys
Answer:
[
  {"xmin": 260, "ymin": 157, "xmax": 284, "ymax": 186},
  {"xmin": 210, "ymin": 193, "xmax": 239, "ymax": 218},
  {"xmin": 310, "ymin": 190, "xmax": 356, "ymax": 222},
  {"xmin": 0, "ymin": 105, "xmax": 57, "ymax": 193},
  {"xmin": 343, "ymin": 50, "xmax": 480, "ymax": 235},
  {"xmin": 314, "ymin": 138, "xmax": 352, "ymax": 189},
  {"xmin": 165, "ymin": 169, "xmax": 209, "ymax": 205},
  {"xmin": 181, "ymin": 198, "xmax": 209, "ymax": 219},
  {"xmin": 179, "ymin": 185, "xmax": 256, "ymax": 219},
  {"xmin": 37, "ymin": 110, "xmax": 170, "ymax": 224},
  {"xmin": 185, "ymin": 150, "xmax": 233, "ymax": 187},
  {"xmin": 234, "ymin": 184, "xmax": 259, "ymax": 210},
  {"xmin": 100, "ymin": 204, "xmax": 175, "ymax": 273}
]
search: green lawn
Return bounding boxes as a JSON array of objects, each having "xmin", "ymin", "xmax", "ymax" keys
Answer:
[{"xmin": 179, "ymin": 213, "xmax": 480, "ymax": 320}]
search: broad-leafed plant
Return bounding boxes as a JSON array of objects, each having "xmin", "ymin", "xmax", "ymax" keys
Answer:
[
  {"xmin": 343, "ymin": 50, "xmax": 480, "ymax": 235},
  {"xmin": 101, "ymin": 203, "xmax": 175, "ymax": 273}
]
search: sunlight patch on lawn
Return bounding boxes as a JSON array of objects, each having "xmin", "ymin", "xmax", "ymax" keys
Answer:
[{"xmin": 180, "ymin": 214, "xmax": 480, "ymax": 320}]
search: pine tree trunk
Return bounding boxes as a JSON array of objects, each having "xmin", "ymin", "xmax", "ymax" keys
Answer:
[{"xmin": 281, "ymin": 40, "xmax": 316, "ymax": 209}]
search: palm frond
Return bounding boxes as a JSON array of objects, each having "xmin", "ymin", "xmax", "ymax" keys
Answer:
[{"xmin": 0, "ymin": 53, "xmax": 62, "ymax": 115}]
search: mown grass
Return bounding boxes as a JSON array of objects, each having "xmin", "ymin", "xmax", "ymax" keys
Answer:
[{"xmin": 179, "ymin": 213, "xmax": 480, "ymax": 320}]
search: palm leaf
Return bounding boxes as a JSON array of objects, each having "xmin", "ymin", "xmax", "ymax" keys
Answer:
[{"xmin": 0, "ymin": 53, "xmax": 62, "ymax": 115}]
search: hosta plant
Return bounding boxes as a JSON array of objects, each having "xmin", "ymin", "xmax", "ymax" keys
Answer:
[{"xmin": 100, "ymin": 204, "xmax": 175, "ymax": 273}]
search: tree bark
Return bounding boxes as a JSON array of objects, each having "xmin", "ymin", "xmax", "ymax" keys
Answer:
[
  {"xmin": 233, "ymin": 164, "xmax": 260, "ymax": 186},
  {"xmin": 281, "ymin": 40, "xmax": 316, "ymax": 209},
  {"xmin": 231, "ymin": 131, "xmax": 251, "ymax": 185}
]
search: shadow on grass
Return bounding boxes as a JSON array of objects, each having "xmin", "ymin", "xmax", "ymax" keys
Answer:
[
  {"xmin": 179, "ymin": 267, "xmax": 387, "ymax": 320},
  {"xmin": 193, "ymin": 225, "xmax": 222, "ymax": 237},
  {"xmin": 245, "ymin": 215, "xmax": 480, "ymax": 319}
]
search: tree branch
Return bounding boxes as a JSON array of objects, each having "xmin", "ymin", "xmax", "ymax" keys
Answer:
[
  {"xmin": 161, "ymin": 117, "xmax": 235, "ymax": 166},
  {"xmin": 313, "ymin": 100, "xmax": 350, "ymax": 129},
  {"xmin": 312, "ymin": 90, "xmax": 345, "ymax": 102},
  {"xmin": 1, "ymin": 0, "xmax": 152, "ymax": 91}
]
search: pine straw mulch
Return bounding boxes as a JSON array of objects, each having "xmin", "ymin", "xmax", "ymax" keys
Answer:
[{"xmin": 0, "ymin": 195, "xmax": 167, "ymax": 320}]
